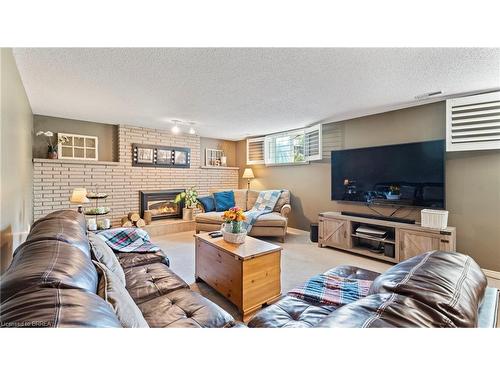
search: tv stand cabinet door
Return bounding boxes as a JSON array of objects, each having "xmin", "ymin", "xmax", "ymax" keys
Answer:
[
  {"xmin": 319, "ymin": 217, "xmax": 350, "ymax": 248},
  {"xmin": 398, "ymin": 229, "xmax": 454, "ymax": 261}
]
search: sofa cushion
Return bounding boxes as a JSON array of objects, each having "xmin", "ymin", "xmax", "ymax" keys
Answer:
[
  {"xmin": 252, "ymin": 212, "xmax": 287, "ymax": 227},
  {"xmin": 232, "ymin": 189, "xmax": 248, "ymax": 210},
  {"xmin": 274, "ymin": 189, "xmax": 290, "ymax": 212},
  {"xmin": 198, "ymin": 196, "xmax": 216, "ymax": 212},
  {"xmin": 247, "ymin": 190, "xmax": 260, "ymax": 209},
  {"xmin": 316, "ymin": 293, "xmax": 457, "ymax": 328},
  {"xmin": 137, "ymin": 288, "xmax": 235, "ymax": 328},
  {"xmin": 248, "ymin": 296, "xmax": 336, "ymax": 328},
  {"xmin": 88, "ymin": 232, "xmax": 126, "ymax": 286},
  {"xmin": 94, "ymin": 261, "xmax": 149, "ymax": 328},
  {"xmin": 123, "ymin": 262, "xmax": 188, "ymax": 305},
  {"xmin": 1, "ymin": 239, "xmax": 98, "ymax": 303},
  {"xmin": 116, "ymin": 251, "xmax": 170, "ymax": 269},
  {"xmin": 0, "ymin": 285, "xmax": 121, "ymax": 328},
  {"xmin": 368, "ymin": 251, "xmax": 487, "ymax": 327},
  {"xmin": 213, "ymin": 191, "xmax": 236, "ymax": 212}
]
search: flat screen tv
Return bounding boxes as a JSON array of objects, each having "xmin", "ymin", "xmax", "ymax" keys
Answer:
[{"xmin": 331, "ymin": 140, "xmax": 445, "ymax": 208}]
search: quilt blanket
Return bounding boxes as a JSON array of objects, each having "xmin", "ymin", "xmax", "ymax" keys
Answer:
[
  {"xmin": 97, "ymin": 228, "xmax": 160, "ymax": 253},
  {"xmin": 244, "ymin": 190, "xmax": 282, "ymax": 232},
  {"xmin": 287, "ymin": 272, "xmax": 373, "ymax": 306}
]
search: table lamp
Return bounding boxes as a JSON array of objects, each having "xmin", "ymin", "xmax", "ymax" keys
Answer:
[
  {"xmin": 242, "ymin": 168, "xmax": 255, "ymax": 189},
  {"xmin": 69, "ymin": 188, "xmax": 89, "ymax": 213}
]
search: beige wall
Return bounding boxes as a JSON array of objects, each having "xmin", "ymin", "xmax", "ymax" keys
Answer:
[
  {"xmin": 33, "ymin": 115, "xmax": 119, "ymax": 161},
  {"xmin": 236, "ymin": 102, "xmax": 500, "ymax": 271},
  {"xmin": 0, "ymin": 48, "xmax": 33, "ymax": 273}
]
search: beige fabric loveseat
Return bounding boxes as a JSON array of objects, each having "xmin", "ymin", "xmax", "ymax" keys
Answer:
[{"xmin": 195, "ymin": 189, "xmax": 291, "ymax": 242}]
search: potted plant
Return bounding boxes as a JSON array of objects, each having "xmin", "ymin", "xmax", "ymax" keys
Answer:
[
  {"xmin": 221, "ymin": 207, "xmax": 247, "ymax": 243},
  {"xmin": 385, "ymin": 185, "xmax": 401, "ymax": 200},
  {"xmin": 174, "ymin": 186, "xmax": 198, "ymax": 221},
  {"xmin": 36, "ymin": 131, "xmax": 69, "ymax": 159}
]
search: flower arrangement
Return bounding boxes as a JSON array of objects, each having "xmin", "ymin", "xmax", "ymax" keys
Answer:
[
  {"xmin": 36, "ymin": 131, "xmax": 69, "ymax": 158},
  {"xmin": 222, "ymin": 207, "xmax": 246, "ymax": 233}
]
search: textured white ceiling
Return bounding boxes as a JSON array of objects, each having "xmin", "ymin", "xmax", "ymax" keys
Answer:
[{"xmin": 13, "ymin": 48, "xmax": 500, "ymax": 140}]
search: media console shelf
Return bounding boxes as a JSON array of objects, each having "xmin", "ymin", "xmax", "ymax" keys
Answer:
[{"xmin": 318, "ymin": 211, "xmax": 456, "ymax": 264}]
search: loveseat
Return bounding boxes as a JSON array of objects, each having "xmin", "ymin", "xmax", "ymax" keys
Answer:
[
  {"xmin": 248, "ymin": 251, "xmax": 499, "ymax": 328},
  {"xmin": 0, "ymin": 210, "xmax": 237, "ymax": 328},
  {"xmin": 195, "ymin": 189, "xmax": 291, "ymax": 242}
]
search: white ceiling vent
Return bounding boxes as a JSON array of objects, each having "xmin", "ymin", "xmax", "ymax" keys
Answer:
[{"xmin": 446, "ymin": 91, "xmax": 500, "ymax": 151}]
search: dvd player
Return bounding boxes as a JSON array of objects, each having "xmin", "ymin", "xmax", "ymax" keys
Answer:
[{"xmin": 340, "ymin": 211, "xmax": 416, "ymax": 224}]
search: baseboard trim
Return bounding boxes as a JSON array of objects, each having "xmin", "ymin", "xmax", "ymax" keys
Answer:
[{"xmin": 483, "ymin": 268, "xmax": 500, "ymax": 280}]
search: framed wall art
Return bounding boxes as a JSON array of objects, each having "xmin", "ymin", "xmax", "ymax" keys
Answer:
[{"xmin": 132, "ymin": 144, "xmax": 190, "ymax": 168}]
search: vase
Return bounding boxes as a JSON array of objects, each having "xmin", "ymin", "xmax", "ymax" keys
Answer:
[
  {"xmin": 221, "ymin": 222, "xmax": 247, "ymax": 243},
  {"xmin": 47, "ymin": 146, "xmax": 58, "ymax": 159},
  {"xmin": 220, "ymin": 156, "xmax": 227, "ymax": 167},
  {"xmin": 182, "ymin": 207, "xmax": 194, "ymax": 221}
]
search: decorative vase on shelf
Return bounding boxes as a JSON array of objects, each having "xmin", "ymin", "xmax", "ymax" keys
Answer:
[
  {"xmin": 220, "ymin": 156, "xmax": 227, "ymax": 167},
  {"xmin": 47, "ymin": 145, "xmax": 58, "ymax": 159}
]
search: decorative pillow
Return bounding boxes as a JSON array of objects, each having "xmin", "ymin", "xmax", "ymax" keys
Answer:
[
  {"xmin": 232, "ymin": 189, "xmax": 248, "ymax": 211},
  {"xmin": 198, "ymin": 196, "xmax": 216, "ymax": 212},
  {"xmin": 274, "ymin": 189, "xmax": 289, "ymax": 212},
  {"xmin": 93, "ymin": 260, "xmax": 149, "ymax": 328},
  {"xmin": 213, "ymin": 191, "xmax": 236, "ymax": 212},
  {"xmin": 88, "ymin": 232, "xmax": 126, "ymax": 286}
]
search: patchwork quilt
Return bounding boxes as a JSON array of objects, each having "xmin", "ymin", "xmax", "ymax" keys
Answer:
[
  {"xmin": 97, "ymin": 228, "xmax": 160, "ymax": 253},
  {"xmin": 244, "ymin": 190, "xmax": 282, "ymax": 232},
  {"xmin": 287, "ymin": 271, "xmax": 373, "ymax": 307}
]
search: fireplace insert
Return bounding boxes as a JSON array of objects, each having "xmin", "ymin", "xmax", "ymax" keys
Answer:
[{"xmin": 140, "ymin": 190, "xmax": 184, "ymax": 220}]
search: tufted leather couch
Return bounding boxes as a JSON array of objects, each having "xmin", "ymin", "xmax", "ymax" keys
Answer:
[
  {"xmin": 0, "ymin": 210, "xmax": 237, "ymax": 328},
  {"xmin": 248, "ymin": 252, "xmax": 499, "ymax": 328}
]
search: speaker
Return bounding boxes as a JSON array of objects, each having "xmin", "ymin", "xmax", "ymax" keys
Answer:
[{"xmin": 310, "ymin": 223, "xmax": 319, "ymax": 243}]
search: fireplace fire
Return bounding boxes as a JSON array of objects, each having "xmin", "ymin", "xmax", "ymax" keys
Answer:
[{"xmin": 140, "ymin": 190, "xmax": 184, "ymax": 220}]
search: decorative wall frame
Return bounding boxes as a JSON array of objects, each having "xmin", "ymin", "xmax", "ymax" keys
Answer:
[
  {"xmin": 58, "ymin": 132, "xmax": 99, "ymax": 160},
  {"xmin": 132, "ymin": 143, "xmax": 191, "ymax": 168}
]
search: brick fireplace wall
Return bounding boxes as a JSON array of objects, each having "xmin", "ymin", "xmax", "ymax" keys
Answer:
[{"xmin": 33, "ymin": 125, "xmax": 239, "ymax": 226}]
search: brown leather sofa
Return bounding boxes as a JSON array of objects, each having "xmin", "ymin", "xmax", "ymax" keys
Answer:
[
  {"xmin": 195, "ymin": 189, "xmax": 291, "ymax": 242},
  {"xmin": 0, "ymin": 210, "xmax": 237, "ymax": 328},
  {"xmin": 248, "ymin": 251, "xmax": 499, "ymax": 328}
]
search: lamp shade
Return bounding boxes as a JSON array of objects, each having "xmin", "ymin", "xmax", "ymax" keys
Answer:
[
  {"xmin": 242, "ymin": 168, "xmax": 255, "ymax": 179},
  {"xmin": 69, "ymin": 188, "xmax": 90, "ymax": 204}
]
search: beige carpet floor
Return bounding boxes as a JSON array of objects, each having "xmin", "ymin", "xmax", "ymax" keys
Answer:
[{"xmin": 152, "ymin": 228, "xmax": 500, "ymax": 322}]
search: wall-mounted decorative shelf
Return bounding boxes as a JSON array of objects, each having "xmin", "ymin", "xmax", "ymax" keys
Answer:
[
  {"xmin": 200, "ymin": 166, "xmax": 239, "ymax": 170},
  {"xmin": 33, "ymin": 158, "xmax": 120, "ymax": 166}
]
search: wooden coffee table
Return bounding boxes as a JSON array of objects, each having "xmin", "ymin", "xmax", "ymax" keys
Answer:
[{"xmin": 194, "ymin": 233, "xmax": 282, "ymax": 321}]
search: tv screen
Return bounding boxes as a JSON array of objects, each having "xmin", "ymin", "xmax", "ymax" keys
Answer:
[{"xmin": 331, "ymin": 140, "xmax": 445, "ymax": 208}]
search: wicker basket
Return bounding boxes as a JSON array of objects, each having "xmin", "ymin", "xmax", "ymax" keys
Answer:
[{"xmin": 221, "ymin": 223, "xmax": 247, "ymax": 244}]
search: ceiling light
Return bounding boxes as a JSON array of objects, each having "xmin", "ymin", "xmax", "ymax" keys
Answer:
[
  {"xmin": 189, "ymin": 127, "xmax": 196, "ymax": 135},
  {"xmin": 171, "ymin": 125, "xmax": 180, "ymax": 134}
]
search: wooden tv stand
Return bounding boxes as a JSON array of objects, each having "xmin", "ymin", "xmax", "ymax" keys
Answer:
[{"xmin": 318, "ymin": 211, "xmax": 456, "ymax": 264}]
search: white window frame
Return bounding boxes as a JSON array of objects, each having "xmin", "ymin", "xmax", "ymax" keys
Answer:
[
  {"xmin": 246, "ymin": 137, "xmax": 265, "ymax": 165},
  {"xmin": 264, "ymin": 128, "xmax": 308, "ymax": 166},
  {"xmin": 58, "ymin": 132, "xmax": 99, "ymax": 161},
  {"xmin": 305, "ymin": 123, "xmax": 323, "ymax": 161}
]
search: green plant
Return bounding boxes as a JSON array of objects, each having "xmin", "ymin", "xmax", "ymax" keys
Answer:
[{"xmin": 174, "ymin": 186, "xmax": 198, "ymax": 208}]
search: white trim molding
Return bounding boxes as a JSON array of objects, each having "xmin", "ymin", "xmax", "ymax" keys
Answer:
[{"xmin": 483, "ymin": 268, "xmax": 500, "ymax": 280}]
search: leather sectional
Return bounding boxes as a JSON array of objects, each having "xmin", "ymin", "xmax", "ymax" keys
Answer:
[
  {"xmin": 248, "ymin": 251, "xmax": 499, "ymax": 328},
  {"xmin": 0, "ymin": 210, "xmax": 237, "ymax": 328}
]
